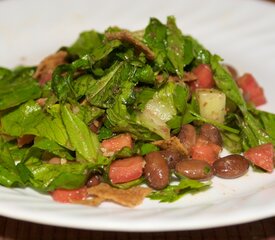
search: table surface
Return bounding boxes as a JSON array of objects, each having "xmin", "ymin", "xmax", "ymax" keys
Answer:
[
  {"xmin": 0, "ymin": 215, "xmax": 274, "ymax": 240},
  {"xmin": 1, "ymin": 0, "xmax": 275, "ymax": 239}
]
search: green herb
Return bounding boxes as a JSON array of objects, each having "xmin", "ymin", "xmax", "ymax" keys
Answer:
[
  {"xmin": 60, "ymin": 105, "xmax": 100, "ymax": 162},
  {"xmin": 148, "ymin": 179, "xmax": 210, "ymax": 203},
  {"xmin": 139, "ymin": 143, "xmax": 159, "ymax": 155},
  {"xmin": 0, "ymin": 67, "xmax": 41, "ymax": 110}
]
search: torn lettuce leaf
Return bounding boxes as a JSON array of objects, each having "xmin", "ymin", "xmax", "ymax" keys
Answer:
[
  {"xmin": 0, "ymin": 67, "xmax": 41, "ymax": 110},
  {"xmin": 143, "ymin": 82, "xmax": 177, "ymax": 122},
  {"xmin": 60, "ymin": 105, "xmax": 101, "ymax": 163},
  {"xmin": 166, "ymin": 16, "xmax": 185, "ymax": 77},
  {"xmin": 1, "ymin": 101, "xmax": 71, "ymax": 149},
  {"xmin": 143, "ymin": 18, "xmax": 167, "ymax": 69},
  {"xmin": 0, "ymin": 138, "xmax": 24, "ymax": 187},
  {"xmin": 32, "ymin": 138, "xmax": 74, "ymax": 161},
  {"xmin": 25, "ymin": 160, "xmax": 100, "ymax": 191},
  {"xmin": 106, "ymin": 92, "xmax": 161, "ymax": 141},
  {"xmin": 86, "ymin": 62, "xmax": 123, "ymax": 108},
  {"xmin": 137, "ymin": 81, "xmax": 189, "ymax": 139},
  {"xmin": 67, "ymin": 30, "xmax": 104, "ymax": 57}
]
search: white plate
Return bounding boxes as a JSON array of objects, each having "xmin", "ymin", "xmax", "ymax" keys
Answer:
[{"xmin": 1, "ymin": 0, "xmax": 275, "ymax": 232}]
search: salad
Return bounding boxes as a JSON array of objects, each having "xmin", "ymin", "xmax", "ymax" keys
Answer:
[{"xmin": 0, "ymin": 16, "xmax": 274, "ymax": 207}]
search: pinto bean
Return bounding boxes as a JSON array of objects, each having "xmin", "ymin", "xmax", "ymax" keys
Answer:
[
  {"xmin": 224, "ymin": 64, "xmax": 238, "ymax": 80},
  {"xmin": 48, "ymin": 157, "xmax": 62, "ymax": 165},
  {"xmin": 48, "ymin": 157, "xmax": 67, "ymax": 165},
  {"xmin": 213, "ymin": 154, "xmax": 249, "ymax": 179},
  {"xmin": 160, "ymin": 150, "xmax": 188, "ymax": 169},
  {"xmin": 17, "ymin": 135, "xmax": 34, "ymax": 148},
  {"xmin": 200, "ymin": 124, "xmax": 222, "ymax": 146},
  {"xmin": 175, "ymin": 159, "xmax": 213, "ymax": 180},
  {"xmin": 89, "ymin": 121, "xmax": 100, "ymax": 134},
  {"xmin": 86, "ymin": 174, "xmax": 102, "ymax": 187},
  {"xmin": 89, "ymin": 118, "xmax": 104, "ymax": 134},
  {"xmin": 144, "ymin": 151, "xmax": 170, "ymax": 190},
  {"xmin": 178, "ymin": 124, "xmax": 197, "ymax": 154}
]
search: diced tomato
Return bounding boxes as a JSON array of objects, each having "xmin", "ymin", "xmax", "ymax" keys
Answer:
[
  {"xmin": 191, "ymin": 137, "xmax": 222, "ymax": 165},
  {"xmin": 189, "ymin": 64, "xmax": 215, "ymax": 91},
  {"xmin": 244, "ymin": 143, "xmax": 274, "ymax": 173},
  {"xmin": 51, "ymin": 187, "xmax": 88, "ymax": 203},
  {"xmin": 36, "ymin": 98, "xmax": 47, "ymax": 107},
  {"xmin": 237, "ymin": 73, "xmax": 267, "ymax": 106},
  {"xmin": 109, "ymin": 156, "xmax": 145, "ymax": 184},
  {"xmin": 39, "ymin": 73, "xmax": 52, "ymax": 86},
  {"xmin": 100, "ymin": 133, "xmax": 133, "ymax": 156}
]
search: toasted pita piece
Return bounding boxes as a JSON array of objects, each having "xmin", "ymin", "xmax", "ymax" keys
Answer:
[
  {"xmin": 72, "ymin": 197, "xmax": 104, "ymax": 207},
  {"xmin": 34, "ymin": 50, "xmax": 68, "ymax": 85},
  {"xmin": 105, "ymin": 31, "xmax": 155, "ymax": 61},
  {"xmin": 169, "ymin": 72, "xmax": 197, "ymax": 83},
  {"xmin": 153, "ymin": 136, "xmax": 188, "ymax": 156},
  {"xmin": 84, "ymin": 183, "xmax": 151, "ymax": 208},
  {"xmin": 156, "ymin": 72, "xmax": 197, "ymax": 85}
]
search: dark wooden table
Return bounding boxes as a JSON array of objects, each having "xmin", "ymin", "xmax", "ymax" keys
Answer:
[{"xmin": 0, "ymin": 215, "xmax": 275, "ymax": 240}]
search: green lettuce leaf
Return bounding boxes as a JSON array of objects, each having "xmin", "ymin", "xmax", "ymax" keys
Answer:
[
  {"xmin": 144, "ymin": 17, "xmax": 167, "ymax": 68},
  {"xmin": 51, "ymin": 64, "xmax": 76, "ymax": 102},
  {"xmin": 68, "ymin": 30, "xmax": 104, "ymax": 57},
  {"xmin": 1, "ymin": 100, "xmax": 45, "ymax": 137},
  {"xmin": 106, "ymin": 95, "xmax": 160, "ymax": 141},
  {"xmin": 137, "ymin": 82, "xmax": 188, "ymax": 139},
  {"xmin": 250, "ymin": 109, "xmax": 275, "ymax": 142},
  {"xmin": 0, "ymin": 138, "xmax": 23, "ymax": 187},
  {"xmin": 86, "ymin": 62, "xmax": 123, "ymax": 108},
  {"xmin": 0, "ymin": 67, "xmax": 41, "ymax": 110},
  {"xmin": 26, "ymin": 161, "xmax": 99, "ymax": 191},
  {"xmin": 1, "ymin": 101, "xmax": 71, "ymax": 149},
  {"xmin": 60, "ymin": 105, "xmax": 100, "ymax": 162},
  {"xmin": 32, "ymin": 138, "xmax": 74, "ymax": 160},
  {"xmin": 166, "ymin": 16, "xmax": 185, "ymax": 77}
]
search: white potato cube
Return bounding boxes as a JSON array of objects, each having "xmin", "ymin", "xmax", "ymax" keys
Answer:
[{"xmin": 196, "ymin": 89, "xmax": 226, "ymax": 124}]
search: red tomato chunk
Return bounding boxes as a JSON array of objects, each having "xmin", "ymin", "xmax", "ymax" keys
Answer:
[
  {"xmin": 100, "ymin": 133, "xmax": 133, "ymax": 155},
  {"xmin": 52, "ymin": 187, "xmax": 88, "ymax": 203},
  {"xmin": 190, "ymin": 64, "xmax": 215, "ymax": 90},
  {"xmin": 244, "ymin": 143, "xmax": 274, "ymax": 173},
  {"xmin": 109, "ymin": 156, "xmax": 145, "ymax": 184},
  {"xmin": 191, "ymin": 137, "xmax": 222, "ymax": 165},
  {"xmin": 237, "ymin": 73, "xmax": 267, "ymax": 107}
]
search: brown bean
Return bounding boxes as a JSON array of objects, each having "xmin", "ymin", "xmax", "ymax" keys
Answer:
[
  {"xmin": 89, "ymin": 119, "xmax": 103, "ymax": 134},
  {"xmin": 175, "ymin": 159, "xmax": 213, "ymax": 180},
  {"xmin": 224, "ymin": 64, "xmax": 238, "ymax": 80},
  {"xmin": 89, "ymin": 122, "xmax": 99, "ymax": 134},
  {"xmin": 178, "ymin": 124, "xmax": 197, "ymax": 154},
  {"xmin": 48, "ymin": 157, "xmax": 62, "ymax": 165},
  {"xmin": 213, "ymin": 154, "xmax": 249, "ymax": 179},
  {"xmin": 144, "ymin": 151, "xmax": 170, "ymax": 190},
  {"xmin": 200, "ymin": 124, "xmax": 222, "ymax": 146},
  {"xmin": 17, "ymin": 134, "xmax": 34, "ymax": 148},
  {"xmin": 86, "ymin": 174, "xmax": 102, "ymax": 187},
  {"xmin": 160, "ymin": 150, "xmax": 187, "ymax": 169}
]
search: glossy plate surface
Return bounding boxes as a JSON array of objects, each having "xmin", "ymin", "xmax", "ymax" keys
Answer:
[{"xmin": 0, "ymin": 0, "xmax": 275, "ymax": 232}]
